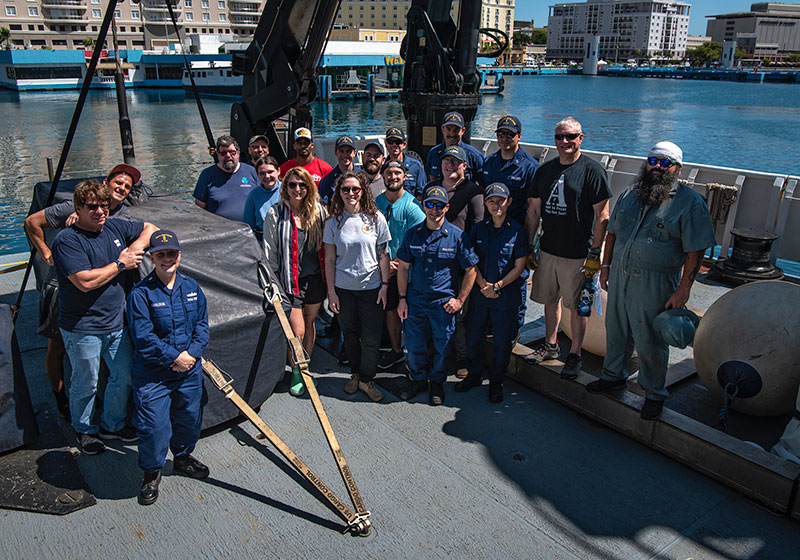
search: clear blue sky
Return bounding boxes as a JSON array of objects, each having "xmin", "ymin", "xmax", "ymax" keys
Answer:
[{"xmin": 513, "ymin": 1, "xmax": 768, "ymax": 36}]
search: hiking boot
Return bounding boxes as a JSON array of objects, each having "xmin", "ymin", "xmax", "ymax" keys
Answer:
[
  {"xmin": 397, "ymin": 379, "xmax": 428, "ymax": 401},
  {"xmin": 378, "ymin": 350, "xmax": 405, "ymax": 370},
  {"xmin": 454, "ymin": 374, "xmax": 482, "ymax": 393},
  {"xmin": 99, "ymin": 425, "xmax": 139, "ymax": 443},
  {"xmin": 489, "ymin": 381, "xmax": 504, "ymax": 403},
  {"xmin": 524, "ymin": 342, "xmax": 560, "ymax": 364},
  {"xmin": 585, "ymin": 378, "xmax": 627, "ymax": 394},
  {"xmin": 560, "ymin": 353, "xmax": 583, "ymax": 380},
  {"xmin": 429, "ymin": 382, "xmax": 445, "ymax": 406},
  {"xmin": 358, "ymin": 380, "xmax": 384, "ymax": 402},
  {"xmin": 139, "ymin": 471, "xmax": 161, "ymax": 506},
  {"xmin": 640, "ymin": 398, "xmax": 664, "ymax": 421},
  {"xmin": 77, "ymin": 433, "xmax": 106, "ymax": 455},
  {"xmin": 344, "ymin": 373, "xmax": 360, "ymax": 394},
  {"xmin": 173, "ymin": 454, "xmax": 209, "ymax": 479},
  {"xmin": 289, "ymin": 369, "xmax": 305, "ymax": 397}
]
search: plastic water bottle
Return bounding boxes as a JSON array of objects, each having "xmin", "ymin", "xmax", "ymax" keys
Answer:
[{"xmin": 577, "ymin": 274, "xmax": 594, "ymax": 317}]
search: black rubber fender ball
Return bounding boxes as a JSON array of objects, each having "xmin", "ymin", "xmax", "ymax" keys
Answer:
[{"xmin": 716, "ymin": 360, "xmax": 763, "ymax": 399}]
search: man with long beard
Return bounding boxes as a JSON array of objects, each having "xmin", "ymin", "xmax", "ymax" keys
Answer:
[{"xmin": 586, "ymin": 142, "xmax": 716, "ymax": 420}]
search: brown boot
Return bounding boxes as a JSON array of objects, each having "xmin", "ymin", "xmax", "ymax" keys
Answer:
[
  {"xmin": 344, "ymin": 373, "xmax": 360, "ymax": 394},
  {"xmin": 358, "ymin": 380, "xmax": 384, "ymax": 402}
]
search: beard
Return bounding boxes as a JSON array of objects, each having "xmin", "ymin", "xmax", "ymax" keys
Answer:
[
  {"xmin": 364, "ymin": 161, "xmax": 381, "ymax": 175},
  {"xmin": 632, "ymin": 165, "xmax": 677, "ymax": 206},
  {"xmin": 385, "ymin": 179, "xmax": 403, "ymax": 192},
  {"xmin": 222, "ymin": 159, "xmax": 237, "ymax": 172}
]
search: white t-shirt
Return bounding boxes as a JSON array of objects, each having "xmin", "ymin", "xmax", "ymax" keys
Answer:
[{"xmin": 323, "ymin": 211, "xmax": 391, "ymax": 291}]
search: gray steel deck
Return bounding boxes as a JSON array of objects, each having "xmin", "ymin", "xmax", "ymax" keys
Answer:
[{"xmin": 1, "ymin": 254, "xmax": 799, "ymax": 559}]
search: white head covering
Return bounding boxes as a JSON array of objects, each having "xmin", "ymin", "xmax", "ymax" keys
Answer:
[{"xmin": 648, "ymin": 141, "xmax": 683, "ymax": 166}]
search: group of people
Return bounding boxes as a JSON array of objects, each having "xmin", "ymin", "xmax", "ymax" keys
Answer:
[{"xmin": 25, "ymin": 110, "xmax": 716, "ymax": 506}]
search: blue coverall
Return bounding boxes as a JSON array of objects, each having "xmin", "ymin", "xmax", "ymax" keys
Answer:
[
  {"xmin": 127, "ymin": 271, "xmax": 209, "ymax": 473},
  {"xmin": 466, "ymin": 217, "xmax": 530, "ymax": 383},
  {"xmin": 601, "ymin": 183, "xmax": 716, "ymax": 400},
  {"xmin": 397, "ymin": 220, "xmax": 478, "ymax": 383},
  {"xmin": 398, "ymin": 155, "xmax": 427, "ymax": 199}
]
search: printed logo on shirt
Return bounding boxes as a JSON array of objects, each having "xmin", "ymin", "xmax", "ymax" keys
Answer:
[
  {"xmin": 311, "ymin": 173, "xmax": 322, "ymax": 182},
  {"xmin": 241, "ymin": 177, "xmax": 250, "ymax": 186},
  {"xmin": 113, "ymin": 238, "xmax": 122, "ymax": 248},
  {"xmin": 544, "ymin": 174, "xmax": 568, "ymax": 217},
  {"xmin": 361, "ymin": 223, "xmax": 374, "ymax": 234}
]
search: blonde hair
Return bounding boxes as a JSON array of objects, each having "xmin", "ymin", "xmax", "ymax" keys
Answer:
[{"xmin": 281, "ymin": 167, "xmax": 323, "ymax": 249}]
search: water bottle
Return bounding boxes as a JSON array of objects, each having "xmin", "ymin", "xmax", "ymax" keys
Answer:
[{"xmin": 577, "ymin": 273, "xmax": 594, "ymax": 317}]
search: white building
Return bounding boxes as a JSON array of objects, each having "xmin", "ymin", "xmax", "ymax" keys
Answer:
[{"xmin": 546, "ymin": 0, "xmax": 691, "ymax": 61}]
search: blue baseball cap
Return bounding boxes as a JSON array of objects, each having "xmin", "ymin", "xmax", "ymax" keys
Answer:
[
  {"xmin": 496, "ymin": 115, "xmax": 521, "ymax": 134},
  {"xmin": 442, "ymin": 111, "xmax": 465, "ymax": 127},
  {"xmin": 423, "ymin": 185, "xmax": 449, "ymax": 205},
  {"xmin": 385, "ymin": 126, "xmax": 406, "ymax": 141},
  {"xmin": 441, "ymin": 145, "xmax": 467, "ymax": 162},
  {"xmin": 484, "ymin": 182, "xmax": 510, "ymax": 200},
  {"xmin": 335, "ymin": 135, "xmax": 356, "ymax": 150},
  {"xmin": 149, "ymin": 229, "xmax": 181, "ymax": 253},
  {"xmin": 653, "ymin": 308, "xmax": 699, "ymax": 349}
]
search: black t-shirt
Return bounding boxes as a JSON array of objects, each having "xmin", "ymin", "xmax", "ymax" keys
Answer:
[
  {"xmin": 425, "ymin": 178, "xmax": 484, "ymax": 234},
  {"xmin": 296, "ymin": 227, "xmax": 320, "ymax": 278},
  {"xmin": 528, "ymin": 154, "xmax": 611, "ymax": 259}
]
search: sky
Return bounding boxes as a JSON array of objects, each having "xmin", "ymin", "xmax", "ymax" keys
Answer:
[{"xmin": 513, "ymin": 0, "xmax": 771, "ymax": 37}]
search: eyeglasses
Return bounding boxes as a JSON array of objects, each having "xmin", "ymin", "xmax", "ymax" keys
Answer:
[
  {"xmin": 555, "ymin": 133, "xmax": 581, "ymax": 141},
  {"xmin": 424, "ymin": 201, "xmax": 447, "ymax": 210},
  {"xmin": 340, "ymin": 186, "xmax": 361, "ymax": 195},
  {"xmin": 218, "ymin": 149, "xmax": 238, "ymax": 156},
  {"xmin": 83, "ymin": 202, "xmax": 110, "ymax": 210},
  {"xmin": 286, "ymin": 181, "xmax": 308, "ymax": 190},
  {"xmin": 496, "ymin": 131, "xmax": 516, "ymax": 139},
  {"xmin": 385, "ymin": 138, "xmax": 403, "ymax": 145},
  {"xmin": 646, "ymin": 156, "xmax": 677, "ymax": 169}
]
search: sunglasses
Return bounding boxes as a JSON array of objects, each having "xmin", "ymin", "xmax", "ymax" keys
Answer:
[
  {"xmin": 646, "ymin": 157, "xmax": 677, "ymax": 169},
  {"xmin": 555, "ymin": 133, "xmax": 581, "ymax": 141},
  {"xmin": 385, "ymin": 138, "xmax": 404, "ymax": 145},
  {"xmin": 83, "ymin": 202, "xmax": 110, "ymax": 210},
  {"xmin": 286, "ymin": 181, "xmax": 308, "ymax": 190},
  {"xmin": 340, "ymin": 186, "xmax": 361, "ymax": 195},
  {"xmin": 424, "ymin": 201, "xmax": 447, "ymax": 210},
  {"xmin": 496, "ymin": 131, "xmax": 516, "ymax": 139}
]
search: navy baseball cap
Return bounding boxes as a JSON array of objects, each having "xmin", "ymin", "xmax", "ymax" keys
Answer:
[
  {"xmin": 385, "ymin": 126, "xmax": 406, "ymax": 141},
  {"xmin": 423, "ymin": 185, "xmax": 448, "ymax": 205},
  {"xmin": 496, "ymin": 115, "xmax": 521, "ymax": 134},
  {"xmin": 364, "ymin": 140, "xmax": 386, "ymax": 156},
  {"xmin": 442, "ymin": 111, "xmax": 465, "ymax": 127},
  {"xmin": 335, "ymin": 135, "xmax": 356, "ymax": 150},
  {"xmin": 381, "ymin": 160, "xmax": 404, "ymax": 174},
  {"xmin": 484, "ymin": 182, "xmax": 510, "ymax": 200},
  {"xmin": 149, "ymin": 230, "xmax": 181, "ymax": 253},
  {"xmin": 442, "ymin": 145, "xmax": 467, "ymax": 162}
]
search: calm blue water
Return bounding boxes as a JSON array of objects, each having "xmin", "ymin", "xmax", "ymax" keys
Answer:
[{"xmin": 2, "ymin": 75, "xmax": 799, "ymax": 254}]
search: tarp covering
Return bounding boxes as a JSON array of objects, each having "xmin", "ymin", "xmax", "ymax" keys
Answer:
[{"xmin": 0, "ymin": 304, "xmax": 39, "ymax": 453}]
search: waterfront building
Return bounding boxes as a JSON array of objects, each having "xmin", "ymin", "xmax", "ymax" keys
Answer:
[
  {"xmin": 546, "ymin": 0, "xmax": 690, "ymax": 61},
  {"xmin": 686, "ymin": 34, "xmax": 712, "ymax": 49},
  {"xmin": 706, "ymin": 3, "xmax": 800, "ymax": 61}
]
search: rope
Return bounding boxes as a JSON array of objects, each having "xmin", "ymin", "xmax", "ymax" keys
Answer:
[
  {"xmin": 708, "ymin": 182, "xmax": 738, "ymax": 225},
  {"xmin": 717, "ymin": 382, "xmax": 740, "ymax": 431}
]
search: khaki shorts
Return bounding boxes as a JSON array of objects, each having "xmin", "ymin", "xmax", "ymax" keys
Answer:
[{"xmin": 530, "ymin": 250, "xmax": 584, "ymax": 309}]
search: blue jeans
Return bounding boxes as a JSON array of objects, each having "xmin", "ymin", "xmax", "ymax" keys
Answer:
[{"xmin": 60, "ymin": 328, "xmax": 133, "ymax": 434}]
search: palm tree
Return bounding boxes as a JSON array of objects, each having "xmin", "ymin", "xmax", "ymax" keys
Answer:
[
  {"xmin": 0, "ymin": 27, "xmax": 11, "ymax": 50},
  {"xmin": 83, "ymin": 37, "xmax": 96, "ymax": 50}
]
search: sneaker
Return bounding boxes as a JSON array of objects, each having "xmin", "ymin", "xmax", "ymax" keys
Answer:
[
  {"xmin": 454, "ymin": 375, "xmax": 482, "ymax": 393},
  {"xmin": 489, "ymin": 381, "xmax": 504, "ymax": 403},
  {"xmin": 99, "ymin": 425, "xmax": 139, "ymax": 443},
  {"xmin": 585, "ymin": 378, "xmax": 627, "ymax": 394},
  {"xmin": 378, "ymin": 350, "xmax": 405, "ymax": 370},
  {"xmin": 358, "ymin": 380, "xmax": 384, "ymax": 402},
  {"xmin": 289, "ymin": 369, "xmax": 305, "ymax": 397},
  {"xmin": 139, "ymin": 471, "xmax": 161, "ymax": 506},
  {"xmin": 524, "ymin": 342, "xmax": 560, "ymax": 364},
  {"xmin": 560, "ymin": 353, "xmax": 582, "ymax": 380},
  {"xmin": 344, "ymin": 373, "xmax": 360, "ymax": 394},
  {"xmin": 429, "ymin": 382, "xmax": 445, "ymax": 406},
  {"xmin": 173, "ymin": 454, "xmax": 209, "ymax": 479},
  {"xmin": 77, "ymin": 433, "xmax": 106, "ymax": 455},
  {"xmin": 640, "ymin": 398, "xmax": 664, "ymax": 421},
  {"xmin": 397, "ymin": 379, "xmax": 428, "ymax": 401}
]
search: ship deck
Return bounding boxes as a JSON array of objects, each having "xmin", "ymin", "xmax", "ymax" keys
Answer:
[{"xmin": 2, "ymin": 254, "xmax": 799, "ymax": 559}]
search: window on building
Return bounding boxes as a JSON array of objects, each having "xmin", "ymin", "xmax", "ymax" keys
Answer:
[
  {"xmin": 28, "ymin": 24, "xmax": 34, "ymax": 30},
  {"xmin": 185, "ymin": 0, "xmax": 192, "ymax": 6},
  {"xmin": 38, "ymin": 25, "xmax": 44, "ymax": 30},
  {"xmin": 201, "ymin": 0, "xmax": 209, "ymax": 8},
  {"xmin": 9, "ymin": 24, "xmax": 21, "ymax": 30},
  {"xmin": 131, "ymin": 10, "xmax": 139, "ymax": 19},
  {"xmin": 202, "ymin": 12, "xmax": 209, "ymax": 21},
  {"xmin": 120, "ymin": 26, "xmax": 125, "ymax": 32},
  {"xmin": 92, "ymin": 26, "xmax": 98, "ymax": 31},
  {"xmin": 186, "ymin": 12, "xmax": 194, "ymax": 20},
  {"xmin": 6, "ymin": 6, "xmax": 17, "ymax": 16},
  {"xmin": 92, "ymin": 9, "xmax": 101, "ymax": 18},
  {"xmin": 218, "ymin": 13, "xmax": 226, "ymax": 21},
  {"xmin": 218, "ymin": 0, "xmax": 225, "ymax": 8},
  {"xmin": 114, "ymin": 9, "xmax": 121, "ymax": 17},
  {"xmin": 28, "ymin": 6, "xmax": 38, "ymax": 16}
]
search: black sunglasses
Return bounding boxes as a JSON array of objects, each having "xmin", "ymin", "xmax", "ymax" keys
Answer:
[
  {"xmin": 496, "ymin": 131, "xmax": 516, "ymax": 139},
  {"xmin": 555, "ymin": 133, "xmax": 581, "ymax": 141},
  {"xmin": 286, "ymin": 181, "xmax": 308, "ymax": 190},
  {"xmin": 83, "ymin": 202, "xmax": 110, "ymax": 210}
]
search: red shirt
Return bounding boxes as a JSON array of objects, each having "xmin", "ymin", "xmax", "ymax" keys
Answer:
[{"xmin": 279, "ymin": 157, "xmax": 333, "ymax": 186}]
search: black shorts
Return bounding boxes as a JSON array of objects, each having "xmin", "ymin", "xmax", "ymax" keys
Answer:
[
  {"xmin": 289, "ymin": 272, "xmax": 326, "ymax": 309},
  {"xmin": 384, "ymin": 275, "xmax": 400, "ymax": 311}
]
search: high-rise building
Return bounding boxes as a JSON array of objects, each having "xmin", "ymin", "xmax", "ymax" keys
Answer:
[
  {"xmin": 706, "ymin": 3, "xmax": 800, "ymax": 61},
  {"xmin": 546, "ymin": 0, "xmax": 690, "ymax": 61}
]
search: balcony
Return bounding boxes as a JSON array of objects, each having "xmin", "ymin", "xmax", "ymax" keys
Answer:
[
  {"xmin": 141, "ymin": 1, "xmax": 184, "ymax": 13},
  {"xmin": 144, "ymin": 15, "xmax": 185, "ymax": 24},
  {"xmin": 43, "ymin": 14, "xmax": 86, "ymax": 22},
  {"xmin": 229, "ymin": 5, "xmax": 260, "ymax": 15},
  {"xmin": 230, "ymin": 18, "xmax": 258, "ymax": 27},
  {"xmin": 42, "ymin": 0, "xmax": 86, "ymax": 7}
]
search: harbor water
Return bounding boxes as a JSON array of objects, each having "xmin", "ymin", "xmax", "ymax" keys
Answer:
[{"xmin": 2, "ymin": 74, "xmax": 800, "ymax": 254}]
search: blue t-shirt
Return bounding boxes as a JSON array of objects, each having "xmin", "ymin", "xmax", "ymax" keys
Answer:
[
  {"xmin": 243, "ymin": 182, "xmax": 281, "ymax": 233},
  {"xmin": 481, "ymin": 148, "xmax": 540, "ymax": 226},
  {"xmin": 425, "ymin": 140, "xmax": 484, "ymax": 182},
  {"xmin": 397, "ymin": 219, "xmax": 478, "ymax": 305},
  {"xmin": 470, "ymin": 217, "xmax": 531, "ymax": 309},
  {"xmin": 193, "ymin": 163, "xmax": 259, "ymax": 221},
  {"xmin": 318, "ymin": 165, "xmax": 363, "ymax": 205},
  {"xmin": 52, "ymin": 218, "xmax": 144, "ymax": 333},
  {"xmin": 376, "ymin": 190, "xmax": 425, "ymax": 260}
]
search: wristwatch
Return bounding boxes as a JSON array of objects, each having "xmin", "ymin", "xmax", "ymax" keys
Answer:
[
  {"xmin": 492, "ymin": 283, "xmax": 501, "ymax": 294},
  {"xmin": 114, "ymin": 259, "xmax": 125, "ymax": 271}
]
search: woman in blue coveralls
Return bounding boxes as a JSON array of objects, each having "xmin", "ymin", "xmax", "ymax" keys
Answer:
[
  {"xmin": 323, "ymin": 171, "xmax": 391, "ymax": 403},
  {"xmin": 127, "ymin": 230, "xmax": 209, "ymax": 506},
  {"xmin": 453, "ymin": 183, "xmax": 530, "ymax": 403}
]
